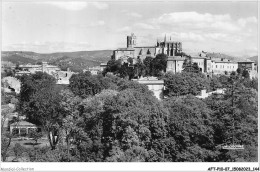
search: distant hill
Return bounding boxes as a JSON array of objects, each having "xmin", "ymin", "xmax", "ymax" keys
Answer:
[
  {"xmin": 206, "ymin": 52, "xmax": 234, "ymax": 60},
  {"xmin": 1, "ymin": 54, "xmax": 36, "ymax": 64},
  {"xmin": 1, "ymin": 50, "xmax": 113, "ymax": 72},
  {"xmin": 205, "ymin": 52, "xmax": 246, "ymax": 62},
  {"xmin": 248, "ymin": 56, "xmax": 258, "ymax": 64}
]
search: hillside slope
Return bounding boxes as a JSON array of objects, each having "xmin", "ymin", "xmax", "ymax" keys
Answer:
[
  {"xmin": 1, "ymin": 54, "xmax": 36, "ymax": 64},
  {"xmin": 248, "ymin": 56, "xmax": 258, "ymax": 64},
  {"xmin": 205, "ymin": 52, "xmax": 246, "ymax": 62},
  {"xmin": 1, "ymin": 50, "xmax": 113, "ymax": 71}
]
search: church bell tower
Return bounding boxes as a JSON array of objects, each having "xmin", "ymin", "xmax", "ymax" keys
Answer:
[{"xmin": 127, "ymin": 33, "xmax": 136, "ymax": 48}]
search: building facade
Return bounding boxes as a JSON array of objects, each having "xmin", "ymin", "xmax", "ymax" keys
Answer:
[
  {"xmin": 166, "ymin": 56, "xmax": 185, "ymax": 74},
  {"xmin": 17, "ymin": 62, "xmax": 76, "ymax": 84},
  {"xmin": 112, "ymin": 33, "xmax": 257, "ymax": 78},
  {"xmin": 19, "ymin": 62, "xmax": 61, "ymax": 75},
  {"xmin": 113, "ymin": 33, "xmax": 182, "ymax": 62},
  {"xmin": 132, "ymin": 77, "xmax": 164, "ymax": 100}
]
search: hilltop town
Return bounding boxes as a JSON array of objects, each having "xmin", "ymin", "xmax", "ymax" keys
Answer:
[{"xmin": 1, "ymin": 33, "xmax": 258, "ymax": 163}]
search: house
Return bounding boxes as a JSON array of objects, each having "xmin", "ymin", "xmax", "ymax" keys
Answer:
[
  {"xmin": 10, "ymin": 121, "xmax": 40, "ymax": 137},
  {"xmin": 132, "ymin": 77, "xmax": 164, "ymax": 100}
]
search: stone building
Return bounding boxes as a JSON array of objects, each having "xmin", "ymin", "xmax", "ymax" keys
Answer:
[
  {"xmin": 56, "ymin": 68, "xmax": 76, "ymax": 85},
  {"xmin": 132, "ymin": 77, "xmax": 164, "ymax": 100},
  {"xmin": 112, "ymin": 33, "xmax": 257, "ymax": 78},
  {"xmin": 112, "ymin": 33, "xmax": 182, "ymax": 62},
  {"xmin": 19, "ymin": 62, "xmax": 61, "ymax": 76},
  {"xmin": 166, "ymin": 56, "xmax": 185, "ymax": 74},
  {"xmin": 211, "ymin": 59, "xmax": 238, "ymax": 75},
  {"xmin": 237, "ymin": 60, "xmax": 258, "ymax": 78},
  {"xmin": 17, "ymin": 62, "xmax": 76, "ymax": 84}
]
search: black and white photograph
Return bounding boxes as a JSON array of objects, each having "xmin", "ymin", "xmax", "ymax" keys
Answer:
[{"xmin": 1, "ymin": 0, "xmax": 259, "ymax": 171}]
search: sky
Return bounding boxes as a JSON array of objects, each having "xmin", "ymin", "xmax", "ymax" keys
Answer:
[{"xmin": 1, "ymin": 0, "xmax": 258, "ymax": 57}]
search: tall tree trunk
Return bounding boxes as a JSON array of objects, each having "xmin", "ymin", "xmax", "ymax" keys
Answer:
[
  {"xmin": 67, "ymin": 135, "xmax": 70, "ymax": 162},
  {"xmin": 1, "ymin": 136, "xmax": 12, "ymax": 162},
  {"xmin": 48, "ymin": 131, "xmax": 59, "ymax": 150}
]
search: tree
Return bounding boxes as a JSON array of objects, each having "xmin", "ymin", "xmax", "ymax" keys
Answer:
[
  {"xmin": 143, "ymin": 56, "xmax": 153, "ymax": 76},
  {"xmin": 13, "ymin": 143, "xmax": 25, "ymax": 161},
  {"xmin": 18, "ymin": 72, "xmax": 57, "ymax": 102},
  {"xmin": 134, "ymin": 58, "xmax": 145, "ymax": 78},
  {"xmin": 75, "ymin": 89, "xmax": 119, "ymax": 161},
  {"xmin": 218, "ymin": 75, "xmax": 230, "ymax": 88},
  {"xmin": 1, "ymin": 132, "xmax": 12, "ymax": 161},
  {"xmin": 4, "ymin": 68, "xmax": 14, "ymax": 77},
  {"xmin": 163, "ymin": 95, "xmax": 216, "ymax": 161},
  {"xmin": 100, "ymin": 89, "xmax": 169, "ymax": 162},
  {"xmin": 210, "ymin": 75, "xmax": 222, "ymax": 91},
  {"xmin": 59, "ymin": 89, "xmax": 82, "ymax": 161},
  {"xmin": 163, "ymin": 71, "xmax": 210, "ymax": 97},
  {"xmin": 29, "ymin": 130, "xmax": 43, "ymax": 144},
  {"xmin": 103, "ymin": 59, "xmax": 122, "ymax": 75},
  {"xmin": 182, "ymin": 59, "xmax": 200, "ymax": 73},
  {"xmin": 96, "ymin": 74, "xmax": 118, "ymax": 90},
  {"xmin": 1, "ymin": 100, "xmax": 16, "ymax": 161},
  {"xmin": 224, "ymin": 71, "xmax": 228, "ymax": 75},
  {"xmin": 204, "ymin": 75, "xmax": 258, "ymax": 161},
  {"xmin": 242, "ymin": 69, "xmax": 250, "ymax": 78},
  {"xmin": 69, "ymin": 72, "xmax": 102, "ymax": 98},
  {"xmin": 18, "ymin": 72, "xmax": 63, "ymax": 150},
  {"xmin": 118, "ymin": 80, "xmax": 153, "ymax": 96},
  {"xmin": 236, "ymin": 68, "xmax": 242, "ymax": 75},
  {"xmin": 27, "ymin": 88, "xmax": 63, "ymax": 150},
  {"xmin": 118, "ymin": 63, "xmax": 130, "ymax": 79},
  {"xmin": 152, "ymin": 53, "xmax": 168, "ymax": 75}
]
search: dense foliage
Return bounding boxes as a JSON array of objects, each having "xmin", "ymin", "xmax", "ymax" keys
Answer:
[
  {"xmin": 163, "ymin": 71, "xmax": 210, "ymax": 97},
  {"xmin": 5, "ymin": 66, "xmax": 257, "ymax": 162},
  {"xmin": 103, "ymin": 54, "xmax": 168, "ymax": 79}
]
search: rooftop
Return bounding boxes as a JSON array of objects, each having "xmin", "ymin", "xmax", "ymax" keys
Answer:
[
  {"xmin": 116, "ymin": 48, "xmax": 135, "ymax": 51},
  {"xmin": 168, "ymin": 56, "xmax": 185, "ymax": 61},
  {"xmin": 132, "ymin": 77, "xmax": 164, "ymax": 85},
  {"xmin": 237, "ymin": 59, "xmax": 254, "ymax": 63},
  {"xmin": 19, "ymin": 65, "xmax": 41, "ymax": 68},
  {"xmin": 10, "ymin": 120, "xmax": 36, "ymax": 126}
]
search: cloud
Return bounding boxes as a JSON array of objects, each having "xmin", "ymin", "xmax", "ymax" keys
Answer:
[
  {"xmin": 3, "ymin": 41, "xmax": 92, "ymax": 53},
  {"xmin": 43, "ymin": 1, "xmax": 108, "ymax": 11},
  {"xmin": 91, "ymin": 2, "xmax": 109, "ymax": 10},
  {"xmin": 90, "ymin": 20, "xmax": 105, "ymax": 27},
  {"xmin": 152, "ymin": 11, "xmax": 240, "ymax": 32},
  {"xmin": 116, "ymin": 26, "xmax": 131, "ymax": 33},
  {"xmin": 127, "ymin": 12, "xmax": 142, "ymax": 18},
  {"xmin": 44, "ymin": 2, "xmax": 88, "ymax": 11},
  {"xmin": 134, "ymin": 23, "xmax": 156, "ymax": 30},
  {"xmin": 166, "ymin": 32, "xmax": 205, "ymax": 42},
  {"xmin": 155, "ymin": 12, "xmax": 231, "ymax": 24},
  {"xmin": 238, "ymin": 17, "xmax": 257, "ymax": 27}
]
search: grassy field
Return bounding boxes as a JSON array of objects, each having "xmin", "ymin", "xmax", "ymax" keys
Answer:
[{"xmin": 5, "ymin": 138, "xmax": 50, "ymax": 162}]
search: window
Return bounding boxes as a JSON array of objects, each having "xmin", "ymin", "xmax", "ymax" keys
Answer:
[
  {"xmin": 216, "ymin": 65, "xmax": 217, "ymax": 68},
  {"xmin": 20, "ymin": 128, "xmax": 27, "ymax": 137},
  {"xmin": 12, "ymin": 128, "xmax": 19, "ymax": 135}
]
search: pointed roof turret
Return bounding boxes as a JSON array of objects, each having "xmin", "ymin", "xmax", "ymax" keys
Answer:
[{"xmin": 147, "ymin": 49, "xmax": 151, "ymax": 55}]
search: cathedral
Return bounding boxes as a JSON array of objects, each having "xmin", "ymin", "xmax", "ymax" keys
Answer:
[
  {"xmin": 112, "ymin": 33, "xmax": 182, "ymax": 63},
  {"xmin": 111, "ymin": 33, "xmax": 257, "ymax": 78}
]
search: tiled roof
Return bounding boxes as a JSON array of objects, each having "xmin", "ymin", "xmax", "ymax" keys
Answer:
[
  {"xmin": 10, "ymin": 121, "xmax": 36, "ymax": 126},
  {"xmin": 168, "ymin": 56, "xmax": 185, "ymax": 61}
]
